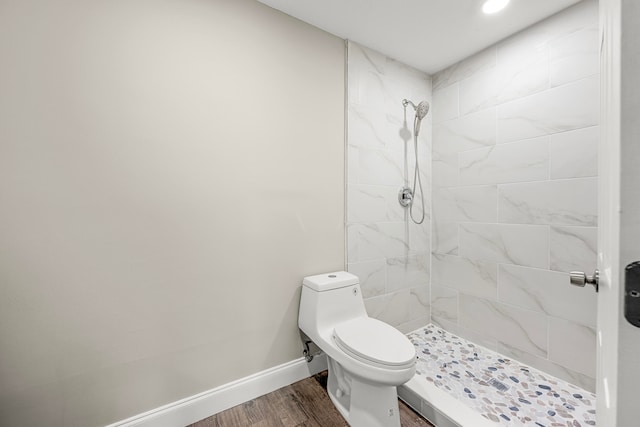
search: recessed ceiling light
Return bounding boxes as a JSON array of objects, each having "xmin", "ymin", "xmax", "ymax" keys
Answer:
[{"xmin": 482, "ymin": 0, "xmax": 510, "ymax": 14}]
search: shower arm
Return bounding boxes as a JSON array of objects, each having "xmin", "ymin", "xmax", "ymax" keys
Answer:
[{"xmin": 402, "ymin": 99, "xmax": 417, "ymax": 110}]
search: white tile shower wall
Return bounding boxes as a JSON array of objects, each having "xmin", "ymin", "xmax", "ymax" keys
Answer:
[
  {"xmin": 346, "ymin": 42, "xmax": 432, "ymax": 333},
  {"xmin": 430, "ymin": 0, "xmax": 598, "ymax": 392}
]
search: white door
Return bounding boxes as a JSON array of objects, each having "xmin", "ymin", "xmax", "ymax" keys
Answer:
[{"xmin": 597, "ymin": 0, "xmax": 640, "ymax": 425}]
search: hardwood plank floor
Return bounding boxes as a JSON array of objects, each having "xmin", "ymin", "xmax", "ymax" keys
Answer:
[{"xmin": 189, "ymin": 371, "xmax": 434, "ymax": 427}]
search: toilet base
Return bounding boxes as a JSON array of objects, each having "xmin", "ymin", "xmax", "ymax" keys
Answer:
[{"xmin": 326, "ymin": 358, "xmax": 401, "ymax": 427}]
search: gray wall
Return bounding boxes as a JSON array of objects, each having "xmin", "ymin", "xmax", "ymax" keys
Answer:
[
  {"xmin": 0, "ymin": 0, "xmax": 345, "ymax": 425},
  {"xmin": 430, "ymin": 0, "xmax": 599, "ymax": 391},
  {"xmin": 346, "ymin": 42, "xmax": 432, "ymax": 333}
]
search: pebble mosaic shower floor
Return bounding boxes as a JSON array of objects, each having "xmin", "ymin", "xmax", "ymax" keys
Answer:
[{"xmin": 407, "ymin": 325, "xmax": 596, "ymax": 427}]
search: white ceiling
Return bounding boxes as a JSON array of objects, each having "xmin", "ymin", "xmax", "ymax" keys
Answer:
[{"xmin": 256, "ymin": 0, "xmax": 584, "ymax": 74}]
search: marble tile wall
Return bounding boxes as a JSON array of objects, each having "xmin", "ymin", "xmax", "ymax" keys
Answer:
[
  {"xmin": 430, "ymin": 0, "xmax": 599, "ymax": 391},
  {"xmin": 346, "ymin": 41, "xmax": 432, "ymax": 333}
]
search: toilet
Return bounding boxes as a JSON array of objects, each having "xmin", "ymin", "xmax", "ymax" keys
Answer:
[{"xmin": 298, "ymin": 271, "xmax": 416, "ymax": 427}]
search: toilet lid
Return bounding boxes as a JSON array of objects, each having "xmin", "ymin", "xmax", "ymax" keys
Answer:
[{"xmin": 333, "ymin": 318, "xmax": 416, "ymax": 368}]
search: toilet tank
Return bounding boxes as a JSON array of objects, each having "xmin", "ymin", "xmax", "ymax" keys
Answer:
[{"xmin": 298, "ymin": 271, "xmax": 368, "ymax": 338}]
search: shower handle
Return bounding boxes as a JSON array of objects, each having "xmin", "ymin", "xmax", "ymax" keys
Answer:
[{"xmin": 398, "ymin": 186, "xmax": 413, "ymax": 208}]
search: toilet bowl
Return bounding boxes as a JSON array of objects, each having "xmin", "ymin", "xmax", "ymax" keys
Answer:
[{"xmin": 298, "ymin": 271, "xmax": 416, "ymax": 427}]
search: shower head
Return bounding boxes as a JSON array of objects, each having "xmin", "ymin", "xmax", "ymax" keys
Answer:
[
  {"xmin": 415, "ymin": 101, "xmax": 429, "ymax": 120},
  {"xmin": 402, "ymin": 99, "xmax": 430, "ymax": 136},
  {"xmin": 402, "ymin": 99, "xmax": 430, "ymax": 117}
]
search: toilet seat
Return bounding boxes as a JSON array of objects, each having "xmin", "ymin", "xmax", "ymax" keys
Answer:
[{"xmin": 333, "ymin": 317, "xmax": 416, "ymax": 369}]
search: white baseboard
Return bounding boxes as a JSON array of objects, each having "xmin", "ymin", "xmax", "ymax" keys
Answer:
[{"xmin": 106, "ymin": 354, "xmax": 328, "ymax": 427}]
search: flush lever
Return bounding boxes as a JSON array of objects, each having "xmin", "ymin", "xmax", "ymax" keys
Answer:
[{"xmin": 569, "ymin": 270, "xmax": 599, "ymax": 292}]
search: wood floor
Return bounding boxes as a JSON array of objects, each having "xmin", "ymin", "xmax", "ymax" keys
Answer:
[{"xmin": 189, "ymin": 371, "xmax": 434, "ymax": 427}]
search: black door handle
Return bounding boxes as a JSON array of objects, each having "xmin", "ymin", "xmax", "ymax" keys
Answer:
[{"xmin": 624, "ymin": 261, "xmax": 640, "ymax": 327}]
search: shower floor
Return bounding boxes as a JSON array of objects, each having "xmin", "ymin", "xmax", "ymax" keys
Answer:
[{"xmin": 400, "ymin": 325, "xmax": 596, "ymax": 427}]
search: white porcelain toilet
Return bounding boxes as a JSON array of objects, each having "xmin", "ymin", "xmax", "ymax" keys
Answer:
[{"xmin": 298, "ymin": 271, "xmax": 416, "ymax": 427}]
